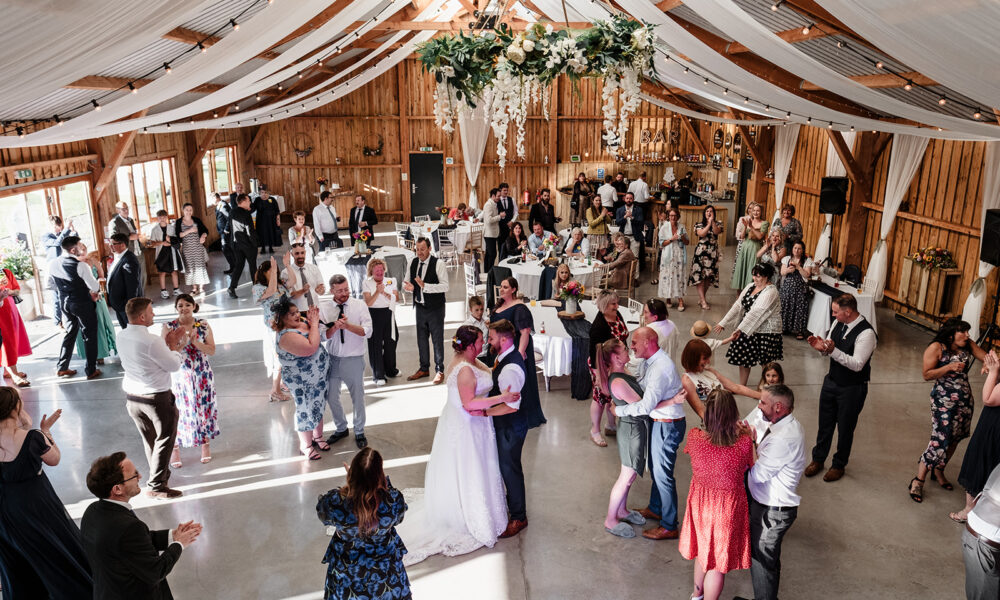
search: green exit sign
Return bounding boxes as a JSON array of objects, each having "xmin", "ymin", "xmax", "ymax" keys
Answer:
[
  {"xmin": 14, "ymin": 169, "xmax": 32, "ymax": 179},
  {"xmin": 419, "ymin": 146, "xmax": 433, "ymax": 152}
]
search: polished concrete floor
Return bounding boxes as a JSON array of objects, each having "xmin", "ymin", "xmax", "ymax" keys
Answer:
[{"xmin": 18, "ymin": 227, "xmax": 972, "ymax": 599}]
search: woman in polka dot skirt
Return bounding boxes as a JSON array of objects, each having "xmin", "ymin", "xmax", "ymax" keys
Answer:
[{"xmin": 713, "ymin": 263, "xmax": 783, "ymax": 386}]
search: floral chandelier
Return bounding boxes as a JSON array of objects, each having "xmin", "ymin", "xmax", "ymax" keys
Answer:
[{"xmin": 417, "ymin": 16, "xmax": 656, "ymax": 169}]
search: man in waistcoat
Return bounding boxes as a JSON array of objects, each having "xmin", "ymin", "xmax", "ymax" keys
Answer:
[
  {"xmin": 403, "ymin": 238, "xmax": 449, "ymax": 385},
  {"xmin": 483, "ymin": 319, "xmax": 545, "ymax": 539},
  {"xmin": 805, "ymin": 294, "xmax": 878, "ymax": 482},
  {"xmin": 49, "ymin": 236, "xmax": 101, "ymax": 379}
]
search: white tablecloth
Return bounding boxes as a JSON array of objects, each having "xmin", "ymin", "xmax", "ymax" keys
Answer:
[
  {"xmin": 446, "ymin": 221, "xmax": 473, "ymax": 251},
  {"xmin": 498, "ymin": 256, "xmax": 602, "ymax": 300},
  {"xmin": 807, "ymin": 273, "xmax": 878, "ymax": 335},
  {"xmin": 315, "ymin": 246, "xmax": 415, "ymax": 297},
  {"xmin": 409, "ymin": 222, "xmax": 440, "ymax": 251},
  {"xmin": 558, "ymin": 225, "xmax": 619, "ymax": 245},
  {"xmin": 529, "ymin": 300, "xmax": 641, "ymax": 378}
]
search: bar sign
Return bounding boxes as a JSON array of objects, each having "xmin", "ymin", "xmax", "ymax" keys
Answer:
[{"xmin": 14, "ymin": 169, "xmax": 32, "ymax": 179}]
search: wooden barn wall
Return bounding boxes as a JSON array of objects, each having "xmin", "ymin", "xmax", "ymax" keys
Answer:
[{"xmin": 247, "ymin": 60, "xmax": 736, "ymax": 223}]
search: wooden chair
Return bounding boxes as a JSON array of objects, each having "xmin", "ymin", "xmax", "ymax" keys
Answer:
[
  {"xmin": 586, "ymin": 263, "xmax": 610, "ymax": 299},
  {"xmin": 645, "ymin": 245, "xmax": 659, "ymax": 277},
  {"xmin": 613, "ymin": 260, "xmax": 639, "ymax": 299},
  {"xmin": 414, "ymin": 215, "xmax": 430, "ymax": 222},
  {"xmin": 401, "ymin": 238, "xmax": 415, "ymax": 251}
]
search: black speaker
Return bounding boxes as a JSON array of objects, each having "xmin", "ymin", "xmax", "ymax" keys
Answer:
[
  {"xmin": 982, "ymin": 209, "xmax": 1000, "ymax": 267},
  {"xmin": 819, "ymin": 176, "xmax": 849, "ymax": 214}
]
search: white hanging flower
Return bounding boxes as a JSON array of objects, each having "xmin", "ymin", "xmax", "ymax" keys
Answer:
[
  {"xmin": 632, "ymin": 28, "xmax": 649, "ymax": 50},
  {"xmin": 439, "ymin": 65, "xmax": 455, "ymax": 78},
  {"xmin": 523, "ymin": 39, "xmax": 535, "ymax": 53},
  {"xmin": 545, "ymin": 23, "xmax": 554, "ymax": 34}
]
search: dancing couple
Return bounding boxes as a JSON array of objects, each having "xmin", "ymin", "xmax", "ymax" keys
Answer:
[{"xmin": 399, "ymin": 319, "xmax": 545, "ymax": 565}]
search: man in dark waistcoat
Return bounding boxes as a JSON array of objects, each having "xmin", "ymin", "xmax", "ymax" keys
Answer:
[
  {"xmin": 804, "ymin": 293, "xmax": 878, "ymax": 482},
  {"xmin": 403, "ymin": 237, "xmax": 449, "ymax": 384}
]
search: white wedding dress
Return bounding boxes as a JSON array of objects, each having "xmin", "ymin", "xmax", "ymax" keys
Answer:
[{"xmin": 398, "ymin": 361, "xmax": 508, "ymax": 566}]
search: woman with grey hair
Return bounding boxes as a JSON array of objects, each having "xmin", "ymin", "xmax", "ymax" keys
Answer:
[{"xmin": 562, "ymin": 227, "xmax": 590, "ymax": 258}]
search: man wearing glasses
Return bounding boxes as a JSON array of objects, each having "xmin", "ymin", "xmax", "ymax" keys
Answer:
[
  {"xmin": 107, "ymin": 233, "xmax": 142, "ymax": 329},
  {"xmin": 82, "ymin": 451, "xmax": 202, "ymax": 598}
]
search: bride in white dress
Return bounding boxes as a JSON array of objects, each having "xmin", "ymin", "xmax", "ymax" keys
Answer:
[{"xmin": 399, "ymin": 325, "xmax": 520, "ymax": 565}]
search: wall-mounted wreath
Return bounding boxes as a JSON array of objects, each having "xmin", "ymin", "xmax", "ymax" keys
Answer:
[{"xmin": 363, "ymin": 134, "xmax": 384, "ymax": 157}]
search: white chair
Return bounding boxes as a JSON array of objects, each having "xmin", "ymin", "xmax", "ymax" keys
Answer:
[
  {"xmin": 414, "ymin": 215, "xmax": 430, "ymax": 222},
  {"xmin": 394, "ymin": 222, "xmax": 410, "ymax": 247},
  {"xmin": 464, "ymin": 260, "xmax": 487, "ymax": 302},
  {"xmin": 627, "ymin": 297, "xmax": 643, "ymax": 317}
]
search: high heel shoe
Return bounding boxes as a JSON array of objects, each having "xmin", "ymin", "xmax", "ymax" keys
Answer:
[
  {"xmin": 908, "ymin": 476, "xmax": 924, "ymax": 503},
  {"xmin": 933, "ymin": 467, "xmax": 954, "ymax": 490}
]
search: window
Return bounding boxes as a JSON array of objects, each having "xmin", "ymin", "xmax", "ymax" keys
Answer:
[
  {"xmin": 0, "ymin": 180, "xmax": 97, "ymax": 260},
  {"xmin": 202, "ymin": 146, "xmax": 238, "ymax": 205},
  {"xmin": 115, "ymin": 158, "xmax": 178, "ymax": 225}
]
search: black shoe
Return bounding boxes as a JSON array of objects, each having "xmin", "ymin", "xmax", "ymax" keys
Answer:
[
  {"xmin": 355, "ymin": 434, "xmax": 368, "ymax": 449},
  {"xmin": 326, "ymin": 429, "xmax": 349, "ymax": 445},
  {"xmin": 227, "ymin": 289, "xmax": 238, "ymax": 299},
  {"xmin": 733, "ymin": 596, "xmax": 754, "ymax": 600},
  {"xmin": 224, "ymin": 269, "xmax": 232, "ymax": 275}
]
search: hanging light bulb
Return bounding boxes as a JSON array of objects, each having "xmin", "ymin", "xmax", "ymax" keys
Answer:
[
  {"xmin": 317, "ymin": 59, "xmax": 323, "ymax": 67},
  {"xmin": 277, "ymin": 83, "xmax": 283, "ymax": 91},
  {"xmin": 723, "ymin": 88, "xmax": 728, "ymax": 95},
  {"xmin": 256, "ymin": 93, "xmax": 262, "ymax": 101},
  {"xmin": 190, "ymin": 118, "xmax": 195, "ymax": 125},
  {"xmin": 836, "ymin": 41, "xmax": 844, "ymax": 49},
  {"xmin": 164, "ymin": 62, "xmax": 172, "ymax": 74},
  {"xmin": 974, "ymin": 109, "xmax": 983, "ymax": 120},
  {"xmin": 743, "ymin": 97, "xmax": 749, "ymax": 104},
  {"xmin": 54, "ymin": 115, "xmax": 63, "ymax": 126},
  {"xmin": 166, "ymin": 123, "xmax": 171, "ymax": 130},
  {"xmin": 91, "ymin": 99, "xmax": 101, "ymax": 112},
  {"xmin": 213, "ymin": 111, "xmax": 219, "ymax": 118},
  {"xmin": 230, "ymin": 19, "xmax": 239, "ymax": 30},
  {"xmin": 298, "ymin": 72, "xmax": 304, "ymax": 79},
  {"xmin": 764, "ymin": 105, "xmax": 770, "ymax": 112},
  {"xmin": 802, "ymin": 23, "xmax": 813, "ymax": 35},
  {"xmin": 683, "ymin": 67, "xmax": 689, "ymax": 74},
  {"xmin": 903, "ymin": 80, "xmax": 913, "ymax": 91},
  {"xmin": 850, "ymin": 125, "xmax": 855, "ymax": 132},
  {"xmin": 16, "ymin": 127, "xmax": 24, "ymax": 139},
  {"xmin": 785, "ymin": 111, "xmax": 792, "ymax": 118},
  {"xmin": 128, "ymin": 82, "xmax": 137, "ymax": 94},
  {"xmin": 198, "ymin": 42, "xmax": 206, "ymax": 53},
  {"xmin": 828, "ymin": 122, "xmax": 833, "ymax": 129},
  {"xmin": 806, "ymin": 116, "xmax": 812, "ymax": 123},
  {"xmin": 118, "ymin": 132, "xmax": 124, "ymax": 138},
  {"xmin": 233, "ymin": 103, "xmax": 239, "ymax": 110},
  {"xmin": 875, "ymin": 61, "xmax": 884, "ymax": 70},
  {"xmin": 703, "ymin": 77, "xmax": 709, "ymax": 85},
  {"xmin": 771, "ymin": 1, "xmax": 782, "ymax": 11},
  {"xmin": 938, "ymin": 96, "xmax": 947, "ymax": 106}
]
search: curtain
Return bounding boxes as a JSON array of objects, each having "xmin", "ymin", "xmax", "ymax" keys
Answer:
[
  {"xmin": 458, "ymin": 92, "xmax": 493, "ymax": 210},
  {"xmin": 864, "ymin": 134, "xmax": 929, "ymax": 301},
  {"xmin": 814, "ymin": 131, "xmax": 856, "ymax": 263},
  {"xmin": 962, "ymin": 142, "xmax": 1000, "ymax": 338},
  {"xmin": 771, "ymin": 124, "xmax": 800, "ymax": 223}
]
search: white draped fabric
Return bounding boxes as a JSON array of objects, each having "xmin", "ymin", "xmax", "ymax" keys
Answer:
[
  {"xmin": 822, "ymin": 1, "xmax": 1000, "ymax": 112},
  {"xmin": 0, "ymin": 0, "xmax": 208, "ymax": 110},
  {"xmin": 679, "ymin": 0, "xmax": 1000, "ymax": 138},
  {"xmin": 961, "ymin": 142, "xmax": 1000, "ymax": 338},
  {"xmin": 814, "ymin": 132, "xmax": 856, "ymax": 263},
  {"xmin": 864, "ymin": 134, "xmax": 929, "ymax": 301},
  {"xmin": 457, "ymin": 93, "xmax": 493, "ymax": 210},
  {"xmin": 771, "ymin": 124, "xmax": 800, "ymax": 223}
]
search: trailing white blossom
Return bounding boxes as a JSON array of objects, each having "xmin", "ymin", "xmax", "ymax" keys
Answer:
[
  {"xmin": 432, "ymin": 79, "xmax": 459, "ymax": 133},
  {"xmin": 601, "ymin": 77, "xmax": 620, "ymax": 154}
]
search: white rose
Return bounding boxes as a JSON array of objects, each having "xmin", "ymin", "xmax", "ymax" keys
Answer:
[
  {"xmin": 523, "ymin": 39, "xmax": 535, "ymax": 52},
  {"xmin": 545, "ymin": 23, "xmax": 554, "ymax": 34},
  {"xmin": 507, "ymin": 46, "xmax": 526, "ymax": 64},
  {"xmin": 632, "ymin": 29, "xmax": 649, "ymax": 50}
]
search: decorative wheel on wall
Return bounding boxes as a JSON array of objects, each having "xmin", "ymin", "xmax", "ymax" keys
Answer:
[{"xmin": 292, "ymin": 132, "xmax": 313, "ymax": 158}]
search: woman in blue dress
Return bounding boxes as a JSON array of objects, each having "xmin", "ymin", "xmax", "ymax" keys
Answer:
[
  {"xmin": 273, "ymin": 297, "xmax": 329, "ymax": 460},
  {"xmin": 317, "ymin": 447, "xmax": 410, "ymax": 600}
]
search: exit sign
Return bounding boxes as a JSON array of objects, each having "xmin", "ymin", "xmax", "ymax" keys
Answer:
[
  {"xmin": 419, "ymin": 146, "xmax": 433, "ymax": 152},
  {"xmin": 14, "ymin": 169, "xmax": 32, "ymax": 179}
]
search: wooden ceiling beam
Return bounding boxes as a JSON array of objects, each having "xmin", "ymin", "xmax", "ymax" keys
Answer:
[
  {"xmin": 727, "ymin": 26, "xmax": 831, "ymax": 54},
  {"xmin": 656, "ymin": 0, "xmax": 683, "ymax": 10},
  {"xmin": 162, "ymin": 27, "xmax": 281, "ymax": 61},
  {"xmin": 94, "ymin": 109, "xmax": 149, "ymax": 205},
  {"xmin": 260, "ymin": 0, "xmax": 355, "ymax": 52},
  {"xmin": 801, "ymin": 71, "xmax": 937, "ymax": 91},
  {"xmin": 779, "ymin": 0, "xmax": 880, "ymax": 53},
  {"xmin": 188, "ymin": 107, "xmax": 232, "ymax": 173}
]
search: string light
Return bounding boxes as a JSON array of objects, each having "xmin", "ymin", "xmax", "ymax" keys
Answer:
[
  {"xmin": 828, "ymin": 122, "xmax": 833, "ymax": 129},
  {"xmin": 118, "ymin": 132, "xmax": 124, "ymax": 137},
  {"xmin": 212, "ymin": 111, "xmax": 219, "ymax": 118},
  {"xmin": 277, "ymin": 83, "xmax": 283, "ymax": 91},
  {"xmin": 703, "ymin": 77, "xmax": 709, "ymax": 85},
  {"xmin": 806, "ymin": 117, "xmax": 812, "ymax": 124},
  {"xmin": 230, "ymin": 19, "xmax": 239, "ymax": 31},
  {"xmin": 54, "ymin": 115, "xmax": 63, "ymax": 126},
  {"xmin": 771, "ymin": 1, "xmax": 783, "ymax": 11},
  {"xmin": 91, "ymin": 99, "xmax": 101, "ymax": 112},
  {"xmin": 903, "ymin": 80, "xmax": 913, "ymax": 91},
  {"xmin": 939, "ymin": 96, "xmax": 947, "ymax": 106},
  {"xmin": 164, "ymin": 62, "xmax": 172, "ymax": 74},
  {"xmin": 255, "ymin": 93, "xmax": 262, "ymax": 101},
  {"xmin": 802, "ymin": 23, "xmax": 813, "ymax": 35},
  {"xmin": 233, "ymin": 104, "xmax": 239, "ymax": 110},
  {"xmin": 974, "ymin": 109, "xmax": 983, "ymax": 120},
  {"xmin": 875, "ymin": 61, "xmax": 884, "ymax": 70},
  {"xmin": 850, "ymin": 125, "xmax": 855, "ymax": 132},
  {"xmin": 16, "ymin": 127, "xmax": 24, "ymax": 139},
  {"xmin": 198, "ymin": 42, "xmax": 207, "ymax": 53},
  {"xmin": 298, "ymin": 72, "xmax": 304, "ymax": 79},
  {"xmin": 128, "ymin": 82, "xmax": 137, "ymax": 94},
  {"xmin": 722, "ymin": 88, "xmax": 728, "ymax": 95}
]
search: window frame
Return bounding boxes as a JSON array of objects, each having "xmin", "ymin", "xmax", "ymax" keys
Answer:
[
  {"xmin": 202, "ymin": 145, "xmax": 239, "ymax": 205},
  {"xmin": 116, "ymin": 156, "xmax": 180, "ymax": 226}
]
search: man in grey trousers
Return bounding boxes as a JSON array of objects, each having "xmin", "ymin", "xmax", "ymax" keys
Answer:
[
  {"xmin": 964, "ymin": 462, "xmax": 1000, "ymax": 599},
  {"xmin": 321, "ymin": 274, "xmax": 373, "ymax": 449}
]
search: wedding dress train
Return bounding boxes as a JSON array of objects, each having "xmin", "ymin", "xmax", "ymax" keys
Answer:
[{"xmin": 398, "ymin": 362, "xmax": 508, "ymax": 566}]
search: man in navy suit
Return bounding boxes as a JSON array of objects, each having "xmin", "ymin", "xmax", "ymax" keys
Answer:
[
  {"xmin": 81, "ymin": 451, "xmax": 202, "ymax": 600},
  {"xmin": 106, "ymin": 234, "xmax": 142, "ymax": 329}
]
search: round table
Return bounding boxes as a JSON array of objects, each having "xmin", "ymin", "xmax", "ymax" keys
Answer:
[
  {"xmin": 498, "ymin": 256, "xmax": 602, "ymax": 300},
  {"xmin": 558, "ymin": 225, "xmax": 620, "ymax": 245},
  {"xmin": 409, "ymin": 222, "xmax": 440, "ymax": 251},
  {"xmin": 446, "ymin": 221, "xmax": 474, "ymax": 251},
  {"xmin": 316, "ymin": 246, "xmax": 415, "ymax": 298}
]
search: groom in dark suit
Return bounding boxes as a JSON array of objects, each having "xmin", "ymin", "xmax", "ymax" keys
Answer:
[
  {"xmin": 81, "ymin": 451, "xmax": 202, "ymax": 599},
  {"xmin": 348, "ymin": 194, "xmax": 378, "ymax": 242},
  {"xmin": 107, "ymin": 233, "xmax": 142, "ymax": 329},
  {"xmin": 485, "ymin": 319, "xmax": 545, "ymax": 538}
]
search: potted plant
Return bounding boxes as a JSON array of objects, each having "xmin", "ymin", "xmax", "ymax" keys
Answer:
[
  {"xmin": 0, "ymin": 242, "xmax": 35, "ymax": 319},
  {"xmin": 352, "ymin": 230, "xmax": 372, "ymax": 255},
  {"xmin": 558, "ymin": 279, "xmax": 585, "ymax": 314}
]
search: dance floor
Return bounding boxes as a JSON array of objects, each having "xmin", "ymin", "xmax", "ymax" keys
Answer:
[{"xmin": 21, "ymin": 227, "xmax": 971, "ymax": 599}]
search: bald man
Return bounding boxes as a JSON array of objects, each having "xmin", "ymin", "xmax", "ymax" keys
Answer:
[{"xmin": 616, "ymin": 327, "xmax": 690, "ymax": 540}]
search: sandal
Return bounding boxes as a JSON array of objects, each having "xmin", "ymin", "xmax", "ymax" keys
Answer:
[
  {"xmin": 590, "ymin": 431, "xmax": 608, "ymax": 447},
  {"xmin": 313, "ymin": 437, "xmax": 331, "ymax": 451},
  {"xmin": 170, "ymin": 451, "xmax": 182, "ymax": 469},
  {"xmin": 699, "ymin": 301, "xmax": 710, "ymax": 310},
  {"xmin": 10, "ymin": 374, "xmax": 29, "ymax": 387},
  {"xmin": 908, "ymin": 476, "xmax": 924, "ymax": 503},
  {"xmin": 950, "ymin": 511, "xmax": 968, "ymax": 524},
  {"xmin": 300, "ymin": 446, "xmax": 322, "ymax": 461},
  {"xmin": 269, "ymin": 391, "xmax": 289, "ymax": 403},
  {"xmin": 677, "ymin": 303, "xmax": 686, "ymax": 312},
  {"xmin": 934, "ymin": 468, "xmax": 955, "ymax": 491}
]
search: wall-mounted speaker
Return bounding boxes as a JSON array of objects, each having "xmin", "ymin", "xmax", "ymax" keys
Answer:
[
  {"xmin": 819, "ymin": 176, "xmax": 849, "ymax": 215},
  {"xmin": 982, "ymin": 209, "xmax": 1000, "ymax": 267}
]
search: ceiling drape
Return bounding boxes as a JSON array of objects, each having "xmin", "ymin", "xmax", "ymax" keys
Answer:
[
  {"xmin": 961, "ymin": 142, "xmax": 1000, "ymax": 339},
  {"xmin": 814, "ymin": 131, "xmax": 856, "ymax": 263},
  {"xmin": 864, "ymin": 134, "xmax": 929, "ymax": 301}
]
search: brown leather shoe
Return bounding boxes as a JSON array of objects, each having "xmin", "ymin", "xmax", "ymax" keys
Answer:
[
  {"xmin": 499, "ymin": 519, "xmax": 528, "ymax": 538},
  {"xmin": 432, "ymin": 372, "xmax": 445, "ymax": 385},
  {"xmin": 641, "ymin": 526, "xmax": 679, "ymax": 540},
  {"xmin": 56, "ymin": 369, "xmax": 77, "ymax": 378},
  {"xmin": 146, "ymin": 487, "xmax": 183, "ymax": 499},
  {"xmin": 635, "ymin": 507, "xmax": 661, "ymax": 521},
  {"xmin": 407, "ymin": 370, "xmax": 429, "ymax": 381},
  {"xmin": 823, "ymin": 467, "xmax": 845, "ymax": 482},
  {"xmin": 804, "ymin": 460, "xmax": 824, "ymax": 477},
  {"xmin": 86, "ymin": 369, "xmax": 103, "ymax": 380}
]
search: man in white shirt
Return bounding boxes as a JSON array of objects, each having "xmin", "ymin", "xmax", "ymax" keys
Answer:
[
  {"xmin": 312, "ymin": 190, "xmax": 342, "ymax": 250},
  {"xmin": 616, "ymin": 327, "xmax": 689, "ymax": 540},
  {"xmin": 737, "ymin": 384, "xmax": 806, "ymax": 600},
  {"xmin": 482, "ymin": 187, "xmax": 504, "ymax": 269},
  {"xmin": 527, "ymin": 222, "xmax": 555, "ymax": 258},
  {"xmin": 321, "ymin": 274, "xmax": 373, "ymax": 449},
  {"xmin": 116, "ymin": 297, "xmax": 187, "ymax": 499},
  {"xmin": 963, "ymin": 461, "xmax": 1000, "ymax": 599},
  {"xmin": 805, "ymin": 293, "xmax": 878, "ymax": 482},
  {"xmin": 404, "ymin": 238, "xmax": 450, "ymax": 384},
  {"xmin": 282, "ymin": 243, "xmax": 326, "ymax": 310},
  {"xmin": 597, "ymin": 175, "xmax": 617, "ymax": 210},
  {"xmin": 627, "ymin": 171, "xmax": 650, "ymax": 205},
  {"xmin": 50, "ymin": 235, "xmax": 102, "ymax": 379}
]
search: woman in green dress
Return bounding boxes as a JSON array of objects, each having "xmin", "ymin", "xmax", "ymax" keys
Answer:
[
  {"xmin": 75, "ymin": 248, "xmax": 117, "ymax": 361},
  {"xmin": 730, "ymin": 201, "xmax": 768, "ymax": 290}
]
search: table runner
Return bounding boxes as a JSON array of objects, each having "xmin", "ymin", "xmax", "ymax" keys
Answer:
[{"xmin": 559, "ymin": 313, "xmax": 593, "ymax": 400}]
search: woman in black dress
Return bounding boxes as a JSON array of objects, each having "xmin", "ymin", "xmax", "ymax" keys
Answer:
[
  {"xmin": 317, "ymin": 447, "xmax": 410, "ymax": 600},
  {"xmin": 571, "ymin": 172, "xmax": 593, "ymax": 227},
  {"xmin": 588, "ymin": 290, "xmax": 628, "ymax": 446},
  {"xmin": 491, "ymin": 277, "xmax": 545, "ymax": 428},
  {"xmin": 501, "ymin": 222, "xmax": 529, "ymax": 260},
  {"xmin": 953, "ymin": 350, "xmax": 1000, "ymax": 522},
  {"xmin": 0, "ymin": 387, "xmax": 92, "ymax": 598},
  {"xmin": 779, "ymin": 240, "xmax": 814, "ymax": 339},
  {"xmin": 254, "ymin": 190, "xmax": 282, "ymax": 253}
]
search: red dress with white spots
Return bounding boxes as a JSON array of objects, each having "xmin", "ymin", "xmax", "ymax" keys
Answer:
[{"xmin": 678, "ymin": 428, "xmax": 753, "ymax": 574}]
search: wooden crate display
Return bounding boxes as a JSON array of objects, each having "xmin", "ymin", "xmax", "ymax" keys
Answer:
[{"xmin": 898, "ymin": 256, "xmax": 962, "ymax": 319}]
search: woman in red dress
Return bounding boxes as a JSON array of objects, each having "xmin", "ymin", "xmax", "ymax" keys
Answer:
[
  {"xmin": 0, "ymin": 268, "xmax": 32, "ymax": 387},
  {"xmin": 679, "ymin": 388, "xmax": 753, "ymax": 600}
]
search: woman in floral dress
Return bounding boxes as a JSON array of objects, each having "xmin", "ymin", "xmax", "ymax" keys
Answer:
[
  {"xmin": 688, "ymin": 205, "xmax": 723, "ymax": 310},
  {"xmin": 908, "ymin": 318, "xmax": 987, "ymax": 503},
  {"xmin": 164, "ymin": 294, "xmax": 218, "ymax": 466},
  {"xmin": 658, "ymin": 207, "xmax": 688, "ymax": 311},
  {"xmin": 731, "ymin": 202, "xmax": 768, "ymax": 291},
  {"xmin": 273, "ymin": 297, "xmax": 329, "ymax": 460},
  {"xmin": 779, "ymin": 241, "xmax": 813, "ymax": 339}
]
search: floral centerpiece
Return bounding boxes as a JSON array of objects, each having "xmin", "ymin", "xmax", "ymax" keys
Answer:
[
  {"xmin": 316, "ymin": 176, "xmax": 329, "ymax": 193},
  {"xmin": 418, "ymin": 16, "xmax": 656, "ymax": 168},
  {"xmin": 0, "ymin": 242, "xmax": 33, "ymax": 280},
  {"xmin": 911, "ymin": 246, "xmax": 957, "ymax": 270},
  {"xmin": 352, "ymin": 230, "xmax": 372, "ymax": 254},
  {"xmin": 558, "ymin": 280, "xmax": 585, "ymax": 313}
]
